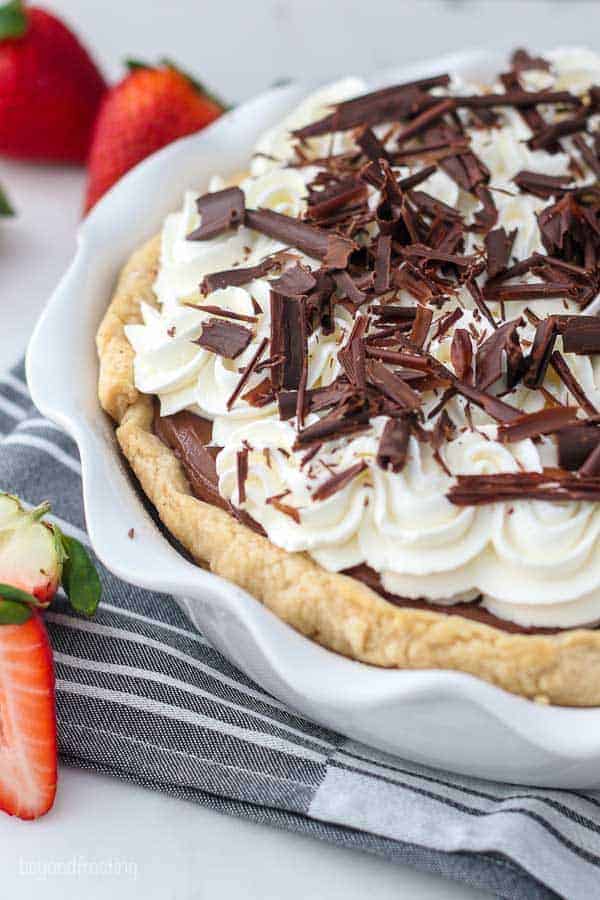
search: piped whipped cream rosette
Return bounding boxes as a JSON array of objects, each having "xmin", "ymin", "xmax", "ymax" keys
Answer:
[{"xmin": 126, "ymin": 48, "xmax": 600, "ymax": 630}]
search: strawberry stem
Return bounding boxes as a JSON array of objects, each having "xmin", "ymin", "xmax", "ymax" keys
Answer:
[
  {"xmin": 29, "ymin": 500, "xmax": 51, "ymax": 522},
  {"xmin": 0, "ymin": 0, "xmax": 27, "ymax": 41}
]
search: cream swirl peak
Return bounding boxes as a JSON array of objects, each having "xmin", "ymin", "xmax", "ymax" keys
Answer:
[{"xmin": 126, "ymin": 48, "xmax": 600, "ymax": 629}]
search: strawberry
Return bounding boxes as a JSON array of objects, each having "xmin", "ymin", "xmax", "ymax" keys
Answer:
[
  {"xmin": 0, "ymin": 610, "xmax": 57, "ymax": 819},
  {"xmin": 0, "ymin": 1, "xmax": 107, "ymax": 163},
  {"xmin": 84, "ymin": 60, "xmax": 226, "ymax": 212},
  {"xmin": 0, "ymin": 495, "xmax": 65, "ymax": 605},
  {"xmin": 0, "ymin": 494, "xmax": 102, "ymax": 819}
]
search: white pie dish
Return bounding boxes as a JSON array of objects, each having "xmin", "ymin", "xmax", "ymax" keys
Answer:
[{"xmin": 26, "ymin": 49, "xmax": 600, "ymax": 789}]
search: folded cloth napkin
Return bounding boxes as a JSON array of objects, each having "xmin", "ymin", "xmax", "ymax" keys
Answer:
[{"xmin": 3, "ymin": 359, "xmax": 600, "ymax": 900}]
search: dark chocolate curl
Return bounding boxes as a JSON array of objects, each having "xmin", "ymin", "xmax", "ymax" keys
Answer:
[
  {"xmin": 377, "ymin": 418, "xmax": 410, "ymax": 473},
  {"xmin": 246, "ymin": 208, "xmax": 356, "ymax": 265},
  {"xmin": 188, "ymin": 187, "xmax": 245, "ymax": 241}
]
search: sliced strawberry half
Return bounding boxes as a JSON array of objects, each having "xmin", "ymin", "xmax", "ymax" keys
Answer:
[
  {"xmin": 0, "ymin": 494, "xmax": 102, "ymax": 819},
  {"xmin": 0, "ymin": 495, "xmax": 65, "ymax": 605},
  {"xmin": 0, "ymin": 610, "xmax": 57, "ymax": 819}
]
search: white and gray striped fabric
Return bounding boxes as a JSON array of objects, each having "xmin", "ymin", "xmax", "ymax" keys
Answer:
[{"xmin": 4, "ymin": 359, "xmax": 600, "ymax": 900}]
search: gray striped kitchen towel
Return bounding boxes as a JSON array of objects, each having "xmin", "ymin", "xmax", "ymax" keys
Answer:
[{"xmin": 2, "ymin": 358, "xmax": 600, "ymax": 900}]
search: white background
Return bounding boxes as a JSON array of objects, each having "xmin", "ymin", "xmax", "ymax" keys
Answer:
[{"xmin": 2, "ymin": 1, "xmax": 597, "ymax": 896}]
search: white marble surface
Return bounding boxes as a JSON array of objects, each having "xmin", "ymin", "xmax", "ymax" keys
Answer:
[{"xmin": 3, "ymin": 1, "xmax": 592, "ymax": 895}]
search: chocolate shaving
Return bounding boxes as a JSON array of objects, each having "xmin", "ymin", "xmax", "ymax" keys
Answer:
[
  {"xmin": 333, "ymin": 269, "xmax": 367, "ymax": 305},
  {"xmin": 562, "ymin": 318, "xmax": 600, "ymax": 354},
  {"xmin": 241, "ymin": 377, "xmax": 275, "ymax": 407},
  {"xmin": 572, "ymin": 133, "xmax": 600, "ymax": 178},
  {"xmin": 476, "ymin": 318, "xmax": 524, "ymax": 391},
  {"xmin": 448, "ymin": 470, "xmax": 600, "ymax": 505},
  {"xmin": 312, "ymin": 461, "xmax": 367, "ymax": 502},
  {"xmin": 394, "ymin": 98, "xmax": 456, "ymax": 145},
  {"xmin": 550, "ymin": 350, "xmax": 598, "ymax": 416},
  {"xmin": 397, "ymin": 164, "xmax": 437, "ymax": 192},
  {"xmin": 366, "ymin": 359, "xmax": 421, "ymax": 409},
  {"xmin": 292, "ymin": 75, "xmax": 451, "ymax": 138},
  {"xmin": 186, "ymin": 304, "xmax": 257, "ymax": 323},
  {"xmin": 227, "ymin": 337, "xmax": 268, "ymax": 410},
  {"xmin": 338, "ymin": 315, "xmax": 368, "ymax": 387},
  {"xmin": 473, "ymin": 185, "xmax": 498, "ymax": 233},
  {"xmin": 451, "ymin": 329, "xmax": 473, "ymax": 382},
  {"xmin": 431, "ymin": 308, "xmax": 463, "ymax": 342},
  {"xmin": 306, "ymin": 176, "xmax": 367, "ymax": 221},
  {"xmin": 485, "ymin": 282, "xmax": 573, "ymax": 302},
  {"xmin": 294, "ymin": 401, "xmax": 370, "ymax": 447},
  {"xmin": 465, "ymin": 279, "xmax": 497, "ymax": 329},
  {"xmin": 453, "ymin": 379, "xmax": 522, "ymax": 423},
  {"xmin": 511, "ymin": 49, "xmax": 550, "ymax": 72},
  {"xmin": 580, "ymin": 440, "xmax": 600, "ymax": 476},
  {"xmin": 270, "ymin": 263, "xmax": 316, "ymax": 297},
  {"xmin": 485, "ymin": 227, "xmax": 516, "ymax": 279},
  {"xmin": 556, "ymin": 423, "xmax": 600, "ymax": 470},
  {"xmin": 245, "ymin": 208, "xmax": 356, "ymax": 265},
  {"xmin": 195, "ymin": 318, "xmax": 253, "ymax": 359},
  {"xmin": 371, "ymin": 305, "xmax": 417, "ymax": 323},
  {"xmin": 356, "ymin": 126, "xmax": 391, "ymax": 164},
  {"xmin": 514, "ymin": 170, "xmax": 573, "ymax": 199},
  {"xmin": 200, "ymin": 255, "xmax": 284, "ymax": 294},
  {"xmin": 523, "ymin": 316, "xmax": 558, "ymax": 388},
  {"xmin": 236, "ymin": 448, "xmax": 249, "ymax": 503},
  {"xmin": 401, "ymin": 243, "xmax": 476, "ymax": 269},
  {"xmin": 266, "ymin": 493, "xmax": 301, "ymax": 523},
  {"xmin": 529, "ymin": 108, "xmax": 590, "ymax": 151},
  {"xmin": 454, "ymin": 90, "xmax": 580, "ymax": 110},
  {"xmin": 270, "ymin": 289, "xmax": 307, "ymax": 391},
  {"xmin": 377, "ymin": 418, "xmax": 410, "ymax": 473},
  {"xmin": 409, "ymin": 190, "xmax": 462, "ymax": 223},
  {"xmin": 498, "ymin": 406, "xmax": 579, "ymax": 442},
  {"xmin": 374, "ymin": 234, "xmax": 392, "ymax": 294},
  {"xmin": 188, "ymin": 187, "xmax": 245, "ymax": 241},
  {"xmin": 409, "ymin": 305, "xmax": 433, "ymax": 348}
]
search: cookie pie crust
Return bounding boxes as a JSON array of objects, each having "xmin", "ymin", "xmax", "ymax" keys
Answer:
[{"xmin": 96, "ymin": 236, "xmax": 600, "ymax": 706}]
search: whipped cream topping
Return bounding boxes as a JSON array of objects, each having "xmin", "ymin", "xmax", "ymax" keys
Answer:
[{"xmin": 126, "ymin": 49, "xmax": 600, "ymax": 629}]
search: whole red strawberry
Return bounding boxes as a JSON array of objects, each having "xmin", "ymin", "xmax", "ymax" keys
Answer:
[
  {"xmin": 84, "ymin": 60, "xmax": 226, "ymax": 212},
  {"xmin": 0, "ymin": 0, "xmax": 106, "ymax": 162}
]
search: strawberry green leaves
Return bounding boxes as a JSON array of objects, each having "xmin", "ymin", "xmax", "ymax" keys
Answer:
[
  {"xmin": 0, "ymin": 184, "xmax": 14, "ymax": 216},
  {"xmin": 60, "ymin": 535, "xmax": 101, "ymax": 617},
  {"xmin": 0, "ymin": 1, "xmax": 27, "ymax": 42},
  {"xmin": 0, "ymin": 582, "xmax": 40, "ymax": 605},
  {"xmin": 0, "ymin": 598, "xmax": 32, "ymax": 624},
  {"xmin": 159, "ymin": 58, "xmax": 229, "ymax": 111}
]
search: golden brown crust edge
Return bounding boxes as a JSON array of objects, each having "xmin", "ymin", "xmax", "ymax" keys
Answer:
[{"xmin": 96, "ymin": 236, "xmax": 600, "ymax": 706}]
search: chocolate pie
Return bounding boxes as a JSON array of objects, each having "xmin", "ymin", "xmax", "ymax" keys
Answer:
[{"xmin": 98, "ymin": 49, "xmax": 600, "ymax": 705}]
